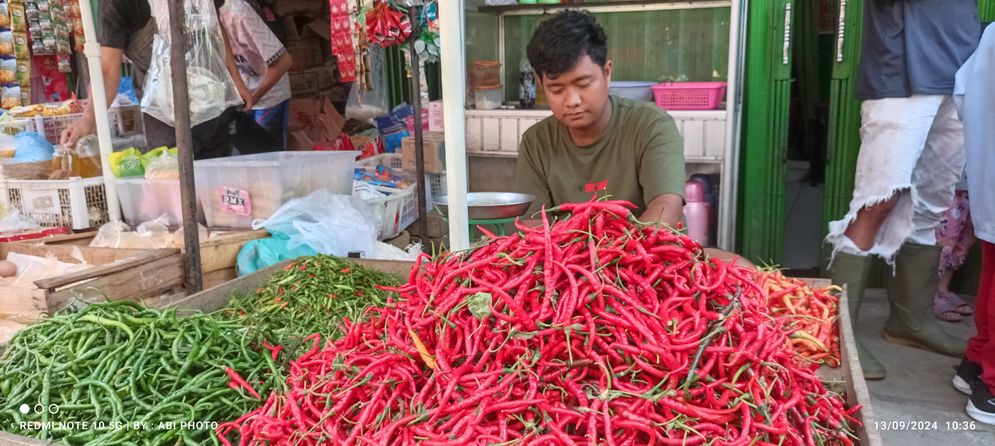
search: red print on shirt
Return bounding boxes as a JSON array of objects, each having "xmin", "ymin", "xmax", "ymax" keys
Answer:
[{"xmin": 584, "ymin": 180, "xmax": 608, "ymax": 194}]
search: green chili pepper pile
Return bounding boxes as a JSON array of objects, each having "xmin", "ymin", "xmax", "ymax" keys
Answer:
[
  {"xmin": 225, "ymin": 255, "xmax": 400, "ymax": 349},
  {"xmin": 0, "ymin": 301, "xmax": 283, "ymax": 446}
]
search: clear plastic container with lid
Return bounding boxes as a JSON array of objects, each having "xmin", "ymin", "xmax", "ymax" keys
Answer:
[
  {"xmin": 471, "ymin": 60, "xmax": 501, "ymax": 87},
  {"xmin": 194, "ymin": 151, "xmax": 359, "ymax": 228}
]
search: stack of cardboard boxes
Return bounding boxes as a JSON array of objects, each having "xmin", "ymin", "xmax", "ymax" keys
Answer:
[
  {"xmin": 263, "ymin": 0, "xmax": 349, "ymax": 149},
  {"xmin": 271, "ymin": 0, "xmax": 341, "ymax": 99}
]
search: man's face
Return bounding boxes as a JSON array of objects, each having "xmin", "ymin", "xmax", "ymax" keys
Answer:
[{"xmin": 540, "ymin": 56, "xmax": 612, "ymax": 131}]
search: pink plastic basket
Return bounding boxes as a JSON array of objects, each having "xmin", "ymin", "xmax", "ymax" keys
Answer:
[{"xmin": 651, "ymin": 82, "xmax": 727, "ymax": 110}]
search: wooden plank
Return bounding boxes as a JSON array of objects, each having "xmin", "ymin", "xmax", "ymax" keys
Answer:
[
  {"xmin": 46, "ymin": 255, "xmax": 185, "ymax": 312},
  {"xmin": 0, "ymin": 432, "xmax": 49, "ymax": 445},
  {"xmin": 34, "ymin": 249, "xmax": 177, "ymax": 289},
  {"xmin": 3, "ymin": 242, "xmax": 151, "ymax": 266},
  {"xmin": 0, "ymin": 287, "xmax": 47, "ymax": 321},
  {"xmin": 838, "ymin": 285, "xmax": 883, "ymax": 446},
  {"xmin": 196, "ymin": 231, "xmax": 267, "ymax": 274},
  {"xmin": 158, "ymin": 258, "xmax": 418, "ymax": 313},
  {"xmin": 158, "ymin": 261, "xmax": 291, "ymax": 313}
]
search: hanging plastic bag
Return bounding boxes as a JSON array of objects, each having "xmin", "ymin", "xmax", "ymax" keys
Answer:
[
  {"xmin": 109, "ymin": 148, "xmax": 145, "ymax": 178},
  {"xmin": 143, "ymin": 146, "xmax": 180, "ymax": 180},
  {"xmin": 251, "ymin": 189, "xmax": 379, "ymax": 258},
  {"xmin": 345, "ymin": 46, "xmax": 388, "ymax": 122},
  {"xmin": 141, "ymin": 0, "xmax": 242, "ymax": 127}
]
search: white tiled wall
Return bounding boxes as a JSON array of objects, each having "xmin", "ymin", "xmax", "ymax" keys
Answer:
[{"xmin": 465, "ymin": 109, "xmax": 727, "ymax": 161}]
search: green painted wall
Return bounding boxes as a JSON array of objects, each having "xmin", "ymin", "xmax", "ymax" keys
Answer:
[{"xmin": 494, "ymin": 8, "xmax": 730, "ymax": 101}]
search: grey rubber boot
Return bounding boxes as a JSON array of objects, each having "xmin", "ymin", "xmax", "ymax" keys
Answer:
[
  {"xmin": 882, "ymin": 243, "xmax": 966, "ymax": 357},
  {"xmin": 829, "ymin": 252, "xmax": 886, "ymax": 380}
]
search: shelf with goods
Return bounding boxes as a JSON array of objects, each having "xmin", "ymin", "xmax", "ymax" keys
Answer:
[{"xmin": 464, "ymin": 0, "xmax": 742, "ymax": 248}]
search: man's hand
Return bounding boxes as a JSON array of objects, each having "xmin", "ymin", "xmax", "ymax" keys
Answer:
[
  {"xmin": 60, "ymin": 115, "xmax": 97, "ymax": 149},
  {"xmin": 239, "ymin": 87, "xmax": 256, "ymax": 112}
]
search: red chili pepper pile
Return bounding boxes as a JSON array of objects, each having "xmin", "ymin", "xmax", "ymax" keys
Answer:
[
  {"xmin": 218, "ymin": 200, "xmax": 860, "ymax": 445},
  {"xmin": 756, "ymin": 270, "xmax": 842, "ymax": 368}
]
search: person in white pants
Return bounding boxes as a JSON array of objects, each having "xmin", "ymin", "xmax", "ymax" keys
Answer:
[{"xmin": 825, "ymin": 0, "xmax": 981, "ymax": 380}]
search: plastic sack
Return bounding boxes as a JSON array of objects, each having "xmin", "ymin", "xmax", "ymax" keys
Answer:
[
  {"xmin": 0, "ymin": 132, "xmax": 15, "ymax": 157},
  {"xmin": 345, "ymin": 46, "xmax": 388, "ymax": 121},
  {"xmin": 109, "ymin": 148, "xmax": 145, "ymax": 178},
  {"xmin": 6, "ymin": 251, "xmax": 89, "ymax": 288},
  {"xmin": 12, "ymin": 132, "xmax": 53, "ymax": 162},
  {"xmin": 251, "ymin": 189, "xmax": 379, "ymax": 257},
  {"xmin": 236, "ymin": 233, "xmax": 318, "ymax": 276},
  {"xmin": 142, "ymin": 0, "xmax": 242, "ymax": 127},
  {"xmin": 143, "ymin": 147, "xmax": 179, "ymax": 180},
  {"xmin": 0, "ymin": 209, "xmax": 40, "ymax": 232}
]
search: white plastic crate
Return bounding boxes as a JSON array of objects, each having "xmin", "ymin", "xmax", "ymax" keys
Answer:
[
  {"xmin": 5, "ymin": 113, "xmax": 86, "ymax": 144},
  {"xmin": 356, "ymin": 183, "xmax": 417, "ymax": 240},
  {"xmin": 3, "ymin": 177, "xmax": 109, "ymax": 229},
  {"xmin": 357, "ymin": 153, "xmax": 447, "ymax": 202}
]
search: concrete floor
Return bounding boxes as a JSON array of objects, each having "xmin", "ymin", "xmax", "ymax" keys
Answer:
[{"xmin": 858, "ymin": 288, "xmax": 995, "ymax": 445}]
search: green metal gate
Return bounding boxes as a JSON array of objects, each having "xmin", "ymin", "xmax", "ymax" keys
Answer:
[
  {"xmin": 737, "ymin": 0, "xmax": 796, "ymax": 265},
  {"xmin": 820, "ymin": 0, "xmax": 863, "ymax": 270}
]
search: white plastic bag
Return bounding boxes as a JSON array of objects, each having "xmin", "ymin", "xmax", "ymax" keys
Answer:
[
  {"xmin": 142, "ymin": 0, "xmax": 243, "ymax": 127},
  {"xmin": 7, "ymin": 251, "xmax": 89, "ymax": 288},
  {"xmin": 0, "ymin": 209, "xmax": 40, "ymax": 232},
  {"xmin": 252, "ymin": 190, "xmax": 379, "ymax": 257}
]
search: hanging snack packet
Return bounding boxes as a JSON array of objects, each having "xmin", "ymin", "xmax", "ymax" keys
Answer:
[
  {"xmin": 108, "ymin": 148, "xmax": 146, "ymax": 178},
  {"xmin": 10, "ymin": 3, "xmax": 24, "ymax": 32}
]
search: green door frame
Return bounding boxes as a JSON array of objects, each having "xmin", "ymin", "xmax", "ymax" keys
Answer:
[
  {"xmin": 737, "ymin": 0, "xmax": 796, "ymax": 265},
  {"xmin": 820, "ymin": 0, "xmax": 863, "ymax": 272}
]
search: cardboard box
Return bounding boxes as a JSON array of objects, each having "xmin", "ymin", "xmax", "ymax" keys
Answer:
[
  {"xmin": 309, "ymin": 64, "xmax": 338, "ymax": 90},
  {"xmin": 283, "ymin": 16, "xmax": 332, "ymax": 41},
  {"xmin": 286, "ymin": 38, "xmax": 324, "ymax": 72},
  {"xmin": 289, "ymin": 71, "xmax": 320, "ymax": 97},
  {"xmin": 428, "ymin": 101, "xmax": 444, "ymax": 132},
  {"xmin": 271, "ymin": 0, "xmax": 325, "ymax": 18},
  {"xmin": 402, "ymin": 132, "xmax": 446, "ymax": 174},
  {"xmin": 288, "ymin": 97, "xmax": 346, "ymax": 150}
]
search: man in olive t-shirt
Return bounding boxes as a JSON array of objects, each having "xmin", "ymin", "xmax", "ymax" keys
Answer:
[{"xmin": 515, "ymin": 11, "xmax": 685, "ymax": 228}]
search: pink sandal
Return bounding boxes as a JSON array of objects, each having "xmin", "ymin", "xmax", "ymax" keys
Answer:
[
  {"xmin": 940, "ymin": 291, "xmax": 974, "ymax": 315},
  {"xmin": 934, "ymin": 291, "xmax": 967, "ymax": 323}
]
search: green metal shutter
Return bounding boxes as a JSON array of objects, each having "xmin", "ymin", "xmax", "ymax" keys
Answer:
[
  {"xmin": 820, "ymin": 0, "xmax": 863, "ymax": 270},
  {"xmin": 982, "ymin": 0, "xmax": 995, "ymax": 22},
  {"xmin": 737, "ymin": 0, "xmax": 796, "ymax": 264}
]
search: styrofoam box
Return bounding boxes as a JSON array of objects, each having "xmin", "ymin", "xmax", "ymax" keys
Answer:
[
  {"xmin": 195, "ymin": 151, "xmax": 359, "ymax": 229},
  {"xmin": 114, "ymin": 178, "xmax": 183, "ymax": 227}
]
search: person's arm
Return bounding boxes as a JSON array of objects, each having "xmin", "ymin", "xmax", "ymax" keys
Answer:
[
  {"xmin": 227, "ymin": 5, "xmax": 294, "ymax": 106},
  {"xmin": 638, "ymin": 193, "xmax": 683, "ymax": 228},
  {"xmin": 61, "ymin": 48, "xmax": 124, "ymax": 148},
  {"xmin": 219, "ymin": 20, "xmax": 254, "ymax": 111},
  {"xmin": 252, "ymin": 52, "xmax": 292, "ymax": 106}
]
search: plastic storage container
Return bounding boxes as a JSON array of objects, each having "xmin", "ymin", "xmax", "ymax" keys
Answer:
[
  {"xmin": 355, "ymin": 183, "xmax": 418, "ymax": 240},
  {"xmin": 474, "ymin": 86, "xmax": 503, "ymax": 110},
  {"xmin": 114, "ymin": 178, "xmax": 183, "ymax": 226},
  {"xmin": 652, "ymin": 82, "xmax": 727, "ymax": 110},
  {"xmin": 610, "ymin": 81, "xmax": 656, "ymax": 102},
  {"xmin": 195, "ymin": 151, "xmax": 359, "ymax": 229},
  {"xmin": 471, "ymin": 61, "xmax": 502, "ymax": 87}
]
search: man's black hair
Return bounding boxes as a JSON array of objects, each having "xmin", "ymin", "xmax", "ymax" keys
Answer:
[{"xmin": 526, "ymin": 11, "xmax": 608, "ymax": 80}]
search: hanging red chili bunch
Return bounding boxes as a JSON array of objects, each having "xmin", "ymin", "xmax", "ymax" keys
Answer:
[{"xmin": 366, "ymin": 1, "xmax": 412, "ymax": 47}]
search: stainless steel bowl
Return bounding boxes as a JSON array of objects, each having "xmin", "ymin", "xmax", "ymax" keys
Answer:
[{"xmin": 434, "ymin": 192, "xmax": 536, "ymax": 220}]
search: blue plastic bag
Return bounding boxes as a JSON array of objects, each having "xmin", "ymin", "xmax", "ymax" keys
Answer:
[
  {"xmin": 12, "ymin": 132, "xmax": 54, "ymax": 162},
  {"xmin": 236, "ymin": 232, "xmax": 318, "ymax": 276}
]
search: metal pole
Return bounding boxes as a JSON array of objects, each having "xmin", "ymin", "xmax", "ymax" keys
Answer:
[
  {"xmin": 408, "ymin": 6, "xmax": 428, "ymax": 241},
  {"xmin": 168, "ymin": 0, "xmax": 203, "ymax": 293},
  {"xmin": 78, "ymin": 0, "xmax": 121, "ymax": 222},
  {"xmin": 439, "ymin": 0, "xmax": 470, "ymax": 251},
  {"xmin": 718, "ymin": 0, "xmax": 746, "ymax": 251}
]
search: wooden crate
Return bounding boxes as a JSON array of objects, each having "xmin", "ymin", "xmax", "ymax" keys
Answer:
[
  {"xmin": 0, "ymin": 231, "xmax": 267, "ymax": 321},
  {"xmin": 0, "ymin": 270, "xmax": 879, "ymax": 446}
]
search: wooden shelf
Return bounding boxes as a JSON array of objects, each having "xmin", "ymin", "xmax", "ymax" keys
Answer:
[{"xmin": 477, "ymin": 0, "xmax": 730, "ymax": 15}]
